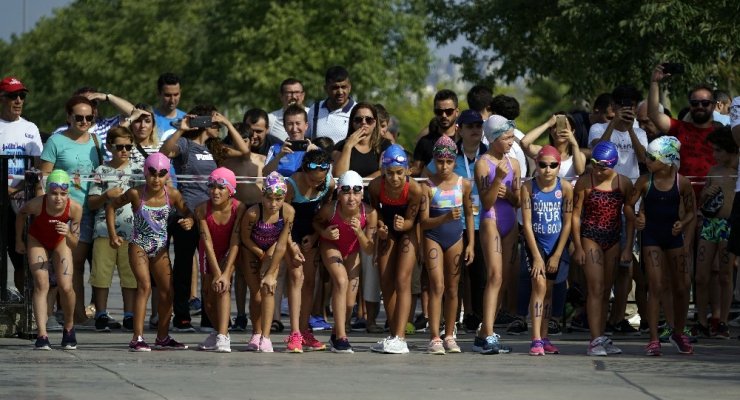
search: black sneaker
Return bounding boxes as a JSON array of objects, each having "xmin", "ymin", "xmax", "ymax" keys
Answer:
[
  {"xmin": 61, "ymin": 328, "xmax": 77, "ymax": 350},
  {"xmin": 639, "ymin": 319, "xmax": 649, "ymax": 333},
  {"xmin": 106, "ymin": 315, "xmax": 122, "ymax": 330},
  {"xmin": 506, "ymin": 316, "xmax": 528, "ymax": 335},
  {"xmin": 691, "ymin": 322, "xmax": 711, "ymax": 338},
  {"xmin": 612, "ymin": 319, "xmax": 640, "ymax": 336},
  {"xmin": 463, "ymin": 313, "xmax": 481, "ymax": 333},
  {"xmin": 548, "ymin": 319, "xmax": 562, "ymax": 336},
  {"xmin": 494, "ymin": 311, "xmax": 516, "ymax": 328},
  {"xmin": 122, "ymin": 316, "xmax": 134, "ymax": 331},
  {"xmin": 569, "ymin": 313, "xmax": 589, "ymax": 332},
  {"xmin": 173, "ymin": 320, "xmax": 196, "ymax": 333},
  {"xmin": 230, "ymin": 314, "xmax": 248, "ymax": 332},
  {"xmin": 413, "ymin": 314, "xmax": 429, "ymax": 333},
  {"xmin": 604, "ymin": 322, "xmax": 614, "ymax": 336},
  {"xmin": 95, "ymin": 314, "xmax": 111, "ymax": 332}
]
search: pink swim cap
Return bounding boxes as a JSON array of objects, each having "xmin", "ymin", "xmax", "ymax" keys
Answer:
[
  {"xmin": 144, "ymin": 152, "xmax": 171, "ymax": 176},
  {"xmin": 537, "ymin": 145, "xmax": 561, "ymax": 162},
  {"xmin": 208, "ymin": 167, "xmax": 237, "ymax": 196}
]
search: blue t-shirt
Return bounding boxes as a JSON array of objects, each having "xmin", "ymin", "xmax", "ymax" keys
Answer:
[
  {"xmin": 426, "ymin": 151, "xmax": 482, "ymax": 230},
  {"xmin": 266, "ymin": 143, "xmax": 305, "ymax": 177},
  {"xmin": 40, "ymin": 132, "xmax": 103, "ymax": 212},
  {"xmin": 154, "ymin": 108, "xmax": 186, "ymax": 141}
]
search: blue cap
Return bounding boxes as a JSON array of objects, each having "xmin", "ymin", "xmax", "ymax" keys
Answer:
[
  {"xmin": 457, "ymin": 109, "xmax": 483, "ymax": 125},
  {"xmin": 591, "ymin": 141, "xmax": 619, "ymax": 168},
  {"xmin": 381, "ymin": 144, "xmax": 409, "ymax": 168}
]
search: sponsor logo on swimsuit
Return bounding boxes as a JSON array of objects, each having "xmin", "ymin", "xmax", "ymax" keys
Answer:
[{"xmin": 555, "ymin": 190, "xmax": 562, "ymax": 199}]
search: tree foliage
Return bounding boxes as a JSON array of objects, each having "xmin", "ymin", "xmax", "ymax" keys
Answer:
[
  {"xmin": 426, "ymin": 0, "xmax": 740, "ymax": 102},
  {"xmin": 0, "ymin": 0, "xmax": 431, "ymax": 132}
]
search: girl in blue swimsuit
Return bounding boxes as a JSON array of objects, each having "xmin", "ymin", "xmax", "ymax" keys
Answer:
[
  {"xmin": 473, "ymin": 115, "xmax": 521, "ymax": 354},
  {"xmin": 107, "ymin": 153, "xmax": 194, "ymax": 352},
  {"xmin": 420, "ymin": 136, "xmax": 475, "ymax": 354}
]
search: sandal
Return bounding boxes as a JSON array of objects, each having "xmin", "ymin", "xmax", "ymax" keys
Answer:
[{"xmin": 270, "ymin": 320, "xmax": 285, "ymax": 333}]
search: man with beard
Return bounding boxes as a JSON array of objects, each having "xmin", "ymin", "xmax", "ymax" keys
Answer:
[
  {"xmin": 307, "ymin": 66, "xmax": 356, "ymax": 143},
  {"xmin": 153, "ymin": 72, "xmax": 186, "ymax": 140},
  {"xmin": 243, "ymin": 108, "xmax": 282, "ymax": 157},
  {"xmin": 269, "ymin": 79, "xmax": 309, "ymax": 142},
  {"xmin": 648, "ymin": 64, "xmax": 716, "ymax": 198},
  {"xmin": 411, "ymin": 89, "xmax": 459, "ymax": 175}
]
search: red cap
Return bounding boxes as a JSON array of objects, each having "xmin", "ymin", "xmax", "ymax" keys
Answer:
[
  {"xmin": 0, "ymin": 77, "xmax": 28, "ymax": 93},
  {"xmin": 537, "ymin": 145, "xmax": 561, "ymax": 162}
]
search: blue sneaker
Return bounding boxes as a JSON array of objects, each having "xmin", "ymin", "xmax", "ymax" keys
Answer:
[
  {"xmin": 189, "ymin": 297, "xmax": 202, "ymax": 316},
  {"xmin": 330, "ymin": 334, "xmax": 354, "ymax": 353},
  {"xmin": 34, "ymin": 335, "xmax": 51, "ymax": 350},
  {"xmin": 472, "ymin": 333, "xmax": 511, "ymax": 354},
  {"xmin": 61, "ymin": 328, "xmax": 77, "ymax": 350},
  {"xmin": 309, "ymin": 315, "xmax": 332, "ymax": 331}
]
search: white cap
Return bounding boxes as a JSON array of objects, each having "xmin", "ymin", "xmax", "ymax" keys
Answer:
[
  {"xmin": 338, "ymin": 170, "xmax": 363, "ymax": 188},
  {"xmin": 483, "ymin": 115, "xmax": 515, "ymax": 143}
]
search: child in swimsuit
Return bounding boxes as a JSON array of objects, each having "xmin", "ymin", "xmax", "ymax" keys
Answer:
[
  {"xmin": 17, "ymin": 170, "xmax": 83, "ymax": 350},
  {"xmin": 106, "ymin": 153, "xmax": 194, "ymax": 352},
  {"xmin": 473, "ymin": 115, "xmax": 521, "ymax": 355},
  {"xmin": 316, "ymin": 170, "xmax": 378, "ymax": 353},
  {"xmin": 572, "ymin": 141, "xmax": 635, "ymax": 356},
  {"xmin": 520, "ymin": 146, "xmax": 573, "ymax": 356},
  {"xmin": 195, "ymin": 167, "xmax": 246, "ymax": 353},
  {"xmin": 239, "ymin": 172, "xmax": 295, "ymax": 352},
  {"xmin": 629, "ymin": 136, "xmax": 695, "ymax": 356},
  {"xmin": 420, "ymin": 136, "xmax": 475, "ymax": 354},
  {"xmin": 367, "ymin": 144, "xmax": 423, "ymax": 354},
  {"xmin": 284, "ymin": 149, "xmax": 335, "ymax": 351}
]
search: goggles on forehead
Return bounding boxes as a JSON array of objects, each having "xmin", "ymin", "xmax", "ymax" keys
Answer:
[
  {"xmin": 48, "ymin": 182, "xmax": 69, "ymax": 192},
  {"xmin": 306, "ymin": 162, "xmax": 330, "ymax": 171}
]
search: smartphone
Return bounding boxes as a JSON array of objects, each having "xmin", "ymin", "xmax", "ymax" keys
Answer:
[
  {"xmin": 189, "ymin": 116, "xmax": 213, "ymax": 128},
  {"xmin": 661, "ymin": 62, "xmax": 685, "ymax": 75},
  {"xmin": 170, "ymin": 119, "xmax": 182, "ymax": 129},
  {"xmin": 555, "ymin": 115, "xmax": 567, "ymax": 132},
  {"xmin": 618, "ymin": 99, "xmax": 634, "ymax": 108},
  {"xmin": 288, "ymin": 140, "xmax": 309, "ymax": 151}
]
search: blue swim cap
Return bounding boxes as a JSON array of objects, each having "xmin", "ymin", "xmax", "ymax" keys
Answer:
[
  {"xmin": 591, "ymin": 141, "xmax": 619, "ymax": 168},
  {"xmin": 381, "ymin": 144, "xmax": 409, "ymax": 168}
]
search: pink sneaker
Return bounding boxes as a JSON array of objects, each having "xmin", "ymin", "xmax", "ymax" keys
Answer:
[
  {"xmin": 301, "ymin": 330, "xmax": 326, "ymax": 351},
  {"xmin": 645, "ymin": 340, "xmax": 661, "ymax": 356},
  {"xmin": 669, "ymin": 333, "xmax": 693, "ymax": 355},
  {"xmin": 260, "ymin": 336, "xmax": 274, "ymax": 353},
  {"xmin": 285, "ymin": 332, "xmax": 303, "ymax": 353},
  {"xmin": 245, "ymin": 333, "xmax": 260, "ymax": 352},
  {"xmin": 529, "ymin": 339, "xmax": 545, "ymax": 356},
  {"xmin": 542, "ymin": 337, "xmax": 559, "ymax": 354}
]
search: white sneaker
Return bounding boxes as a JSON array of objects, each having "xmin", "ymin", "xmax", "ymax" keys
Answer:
[
  {"xmin": 215, "ymin": 334, "xmax": 231, "ymax": 353},
  {"xmin": 728, "ymin": 315, "xmax": 740, "ymax": 328},
  {"xmin": 198, "ymin": 332, "xmax": 218, "ymax": 351},
  {"xmin": 370, "ymin": 337, "xmax": 390, "ymax": 353},
  {"xmin": 383, "ymin": 336, "xmax": 410, "ymax": 354},
  {"xmin": 602, "ymin": 337, "xmax": 622, "ymax": 354},
  {"xmin": 587, "ymin": 337, "xmax": 607, "ymax": 356}
]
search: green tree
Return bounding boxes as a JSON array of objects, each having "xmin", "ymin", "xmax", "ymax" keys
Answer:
[
  {"xmin": 1, "ymin": 0, "xmax": 431, "ymax": 132},
  {"xmin": 426, "ymin": 0, "xmax": 740, "ymax": 102}
]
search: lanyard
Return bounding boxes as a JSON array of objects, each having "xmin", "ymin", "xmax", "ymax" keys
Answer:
[{"xmin": 463, "ymin": 146, "xmax": 481, "ymax": 179}]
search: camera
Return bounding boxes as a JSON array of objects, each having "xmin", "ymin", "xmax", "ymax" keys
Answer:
[
  {"xmin": 288, "ymin": 140, "xmax": 309, "ymax": 151},
  {"xmin": 661, "ymin": 63, "xmax": 685, "ymax": 75}
]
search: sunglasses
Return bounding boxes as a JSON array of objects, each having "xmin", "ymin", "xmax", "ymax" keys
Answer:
[
  {"xmin": 147, "ymin": 167, "xmax": 168, "ymax": 178},
  {"xmin": 537, "ymin": 161, "xmax": 560, "ymax": 169},
  {"xmin": 4, "ymin": 91, "xmax": 26, "ymax": 100},
  {"xmin": 307, "ymin": 162, "xmax": 330, "ymax": 171},
  {"xmin": 73, "ymin": 114, "xmax": 95, "ymax": 123},
  {"xmin": 382, "ymin": 154, "xmax": 408, "ymax": 165},
  {"xmin": 689, "ymin": 99, "xmax": 713, "ymax": 108},
  {"xmin": 646, "ymin": 153, "xmax": 657, "ymax": 161},
  {"xmin": 434, "ymin": 108, "xmax": 455, "ymax": 117},
  {"xmin": 207, "ymin": 177, "xmax": 230, "ymax": 189},
  {"xmin": 353, "ymin": 116, "xmax": 375, "ymax": 125},
  {"xmin": 48, "ymin": 182, "xmax": 69, "ymax": 192},
  {"xmin": 339, "ymin": 185, "xmax": 363, "ymax": 194},
  {"xmin": 590, "ymin": 158, "xmax": 611, "ymax": 169},
  {"xmin": 113, "ymin": 144, "xmax": 133, "ymax": 151}
]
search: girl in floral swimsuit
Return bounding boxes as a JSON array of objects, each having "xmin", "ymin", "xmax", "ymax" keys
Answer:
[{"xmin": 107, "ymin": 153, "xmax": 194, "ymax": 352}]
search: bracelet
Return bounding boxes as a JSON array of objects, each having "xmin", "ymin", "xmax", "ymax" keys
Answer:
[{"xmin": 106, "ymin": 93, "xmax": 111, "ymax": 102}]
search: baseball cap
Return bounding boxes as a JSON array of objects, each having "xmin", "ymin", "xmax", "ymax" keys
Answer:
[
  {"xmin": 457, "ymin": 109, "xmax": 483, "ymax": 125},
  {"xmin": 0, "ymin": 77, "xmax": 28, "ymax": 93}
]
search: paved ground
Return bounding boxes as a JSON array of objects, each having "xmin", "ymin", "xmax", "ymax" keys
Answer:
[{"xmin": 2, "ymin": 268, "xmax": 740, "ymax": 399}]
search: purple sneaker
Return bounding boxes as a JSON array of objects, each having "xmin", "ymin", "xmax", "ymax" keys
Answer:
[
  {"xmin": 61, "ymin": 328, "xmax": 77, "ymax": 350},
  {"xmin": 154, "ymin": 335, "xmax": 188, "ymax": 350},
  {"xmin": 129, "ymin": 337, "xmax": 152, "ymax": 352},
  {"xmin": 529, "ymin": 339, "xmax": 545, "ymax": 356},
  {"xmin": 542, "ymin": 337, "xmax": 560, "ymax": 354}
]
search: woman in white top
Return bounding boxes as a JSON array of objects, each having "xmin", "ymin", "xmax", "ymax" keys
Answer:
[{"xmin": 520, "ymin": 113, "xmax": 587, "ymax": 181}]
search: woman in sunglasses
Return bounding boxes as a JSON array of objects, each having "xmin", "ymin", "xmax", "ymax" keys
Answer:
[
  {"xmin": 195, "ymin": 168, "xmax": 246, "ymax": 353},
  {"xmin": 106, "ymin": 152, "xmax": 194, "ymax": 351},
  {"xmin": 283, "ymin": 149, "xmax": 335, "ymax": 350},
  {"xmin": 572, "ymin": 141, "xmax": 635, "ymax": 356},
  {"xmin": 628, "ymin": 136, "xmax": 695, "ymax": 356},
  {"xmin": 367, "ymin": 144, "xmax": 422, "ymax": 354},
  {"xmin": 239, "ymin": 172, "xmax": 295, "ymax": 352},
  {"xmin": 520, "ymin": 146, "xmax": 573, "ymax": 356},
  {"xmin": 315, "ymin": 170, "xmax": 378, "ymax": 353},
  {"xmin": 520, "ymin": 113, "xmax": 587, "ymax": 180},
  {"xmin": 159, "ymin": 105, "xmax": 250, "ymax": 333},
  {"xmin": 333, "ymin": 102, "xmax": 392, "ymax": 334},
  {"xmin": 421, "ymin": 136, "xmax": 475, "ymax": 354},
  {"xmin": 17, "ymin": 170, "xmax": 83, "ymax": 350},
  {"xmin": 40, "ymin": 95, "xmax": 104, "ymax": 326}
]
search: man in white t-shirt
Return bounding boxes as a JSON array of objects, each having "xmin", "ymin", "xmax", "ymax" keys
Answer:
[
  {"xmin": 268, "ymin": 78, "xmax": 309, "ymax": 142},
  {"xmin": 588, "ymin": 85, "xmax": 648, "ymax": 182},
  {"xmin": 0, "ymin": 76, "xmax": 43, "ymax": 290},
  {"xmin": 307, "ymin": 66, "xmax": 356, "ymax": 143}
]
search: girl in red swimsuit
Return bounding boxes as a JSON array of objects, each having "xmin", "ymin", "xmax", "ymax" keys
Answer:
[
  {"xmin": 315, "ymin": 170, "xmax": 378, "ymax": 353},
  {"xmin": 16, "ymin": 170, "xmax": 82, "ymax": 350}
]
